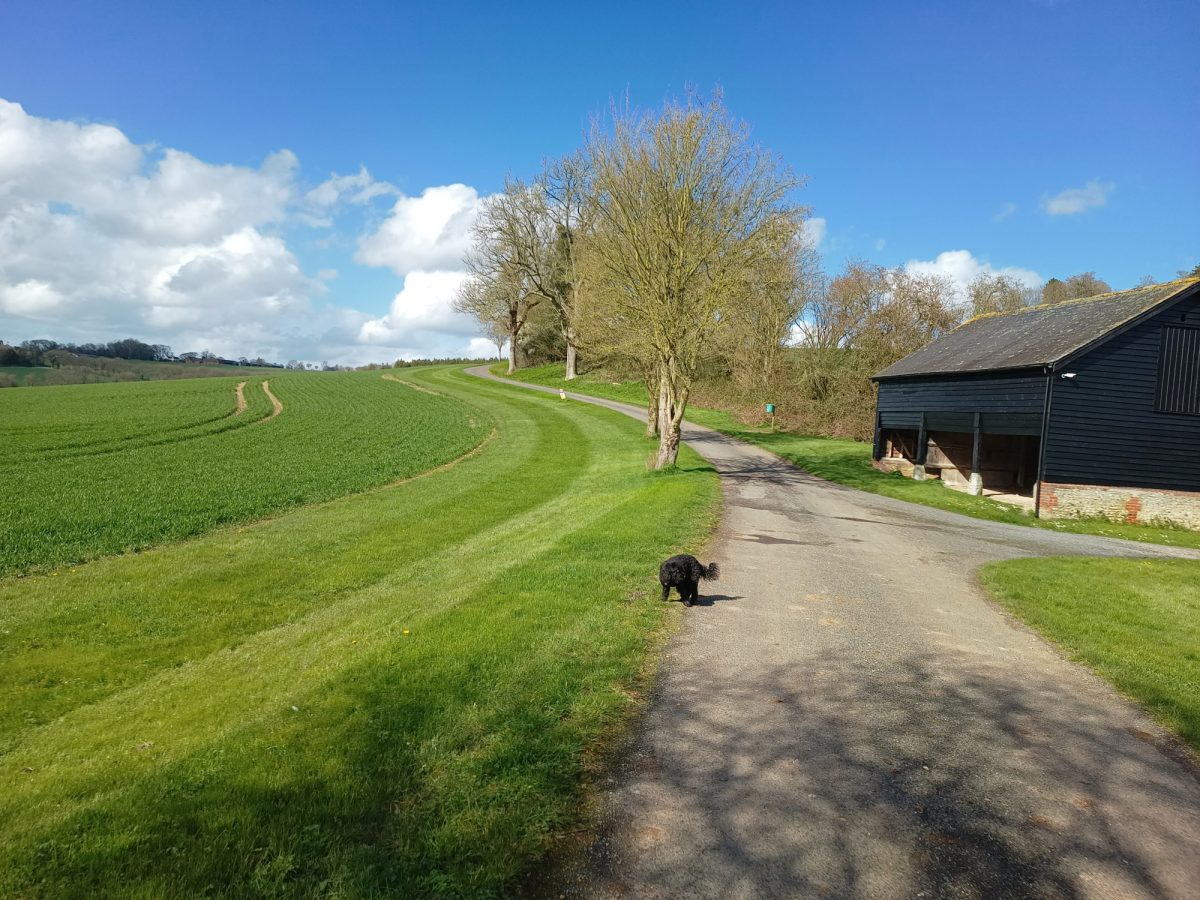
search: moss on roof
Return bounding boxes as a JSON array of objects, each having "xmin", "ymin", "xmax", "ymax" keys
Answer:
[{"xmin": 876, "ymin": 278, "xmax": 1200, "ymax": 380}]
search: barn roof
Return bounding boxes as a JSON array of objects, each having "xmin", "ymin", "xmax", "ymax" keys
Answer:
[{"xmin": 874, "ymin": 277, "xmax": 1200, "ymax": 380}]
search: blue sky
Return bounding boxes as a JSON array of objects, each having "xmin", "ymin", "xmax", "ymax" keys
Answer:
[{"xmin": 1, "ymin": 0, "xmax": 1196, "ymax": 363}]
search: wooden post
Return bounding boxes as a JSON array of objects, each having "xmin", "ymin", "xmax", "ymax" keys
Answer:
[
  {"xmin": 971, "ymin": 413, "xmax": 982, "ymax": 472},
  {"xmin": 872, "ymin": 410, "xmax": 883, "ymax": 461},
  {"xmin": 914, "ymin": 413, "xmax": 928, "ymax": 480},
  {"xmin": 969, "ymin": 412, "xmax": 983, "ymax": 496}
]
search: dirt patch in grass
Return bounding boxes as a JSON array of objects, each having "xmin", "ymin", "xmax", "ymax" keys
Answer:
[{"xmin": 258, "ymin": 379, "xmax": 284, "ymax": 422}]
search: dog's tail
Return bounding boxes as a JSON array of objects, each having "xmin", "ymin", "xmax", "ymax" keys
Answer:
[{"xmin": 701, "ymin": 562, "xmax": 720, "ymax": 580}]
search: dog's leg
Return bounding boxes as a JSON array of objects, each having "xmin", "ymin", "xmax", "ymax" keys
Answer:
[
  {"xmin": 662, "ymin": 583, "xmax": 671, "ymax": 602},
  {"xmin": 685, "ymin": 580, "xmax": 697, "ymax": 606}
]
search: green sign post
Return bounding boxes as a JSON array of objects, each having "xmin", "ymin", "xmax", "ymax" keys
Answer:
[{"xmin": 765, "ymin": 402, "xmax": 776, "ymax": 430}]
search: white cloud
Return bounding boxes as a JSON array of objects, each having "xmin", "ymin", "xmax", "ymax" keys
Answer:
[
  {"xmin": 467, "ymin": 337, "xmax": 502, "ymax": 358},
  {"xmin": 0, "ymin": 98, "xmax": 494, "ymax": 364},
  {"xmin": 305, "ymin": 166, "xmax": 396, "ymax": 209},
  {"xmin": 355, "ymin": 184, "xmax": 485, "ymax": 276},
  {"xmin": 993, "ymin": 202, "xmax": 1017, "ymax": 222},
  {"xmin": 903, "ymin": 250, "xmax": 1042, "ymax": 303},
  {"xmin": 0, "ymin": 279, "xmax": 63, "ymax": 316},
  {"xmin": 358, "ymin": 270, "xmax": 477, "ymax": 346},
  {"xmin": 1042, "ymin": 180, "xmax": 1114, "ymax": 216},
  {"xmin": 801, "ymin": 216, "xmax": 826, "ymax": 249}
]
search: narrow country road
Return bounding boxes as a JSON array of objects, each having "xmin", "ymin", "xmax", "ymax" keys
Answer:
[{"xmin": 468, "ymin": 369, "xmax": 1200, "ymax": 900}]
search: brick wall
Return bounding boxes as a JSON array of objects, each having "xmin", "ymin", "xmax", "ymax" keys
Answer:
[{"xmin": 1039, "ymin": 482, "xmax": 1200, "ymax": 530}]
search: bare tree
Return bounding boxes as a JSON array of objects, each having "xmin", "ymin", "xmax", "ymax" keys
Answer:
[
  {"xmin": 1042, "ymin": 272, "xmax": 1112, "ymax": 304},
  {"xmin": 581, "ymin": 91, "xmax": 805, "ymax": 467},
  {"xmin": 456, "ymin": 188, "xmax": 552, "ymax": 374},
  {"xmin": 454, "ymin": 266, "xmax": 537, "ymax": 375},
  {"xmin": 485, "ymin": 319, "xmax": 507, "ymax": 360},
  {"xmin": 967, "ymin": 272, "xmax": 1035, "ymax": 318},
  {"xmin": 460, "ymin": 160, "xmax": 591, "ymax": 380},
  {"xmin": 540, "ymin": 153, "xmax": 593, "ymax": 379},
  {"xmin": 719, "ymin": 220, "xmax": 820, "ymax": 401},
  {"xmin": 792, "ymin": 260, "xmax": 961, "ymax": 438}
]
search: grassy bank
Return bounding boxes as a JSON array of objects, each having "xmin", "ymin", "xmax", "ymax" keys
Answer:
[
  {"xmin": 981, "ymin": 558, "xmax": 1200, "ymax": 752},
  {"xmin": 500, "ymin": 363, "xmax": 1200, "ymax": 550},
  {"xmin": 0, "ymin": 366, "xmax": 720, "ymax": 897}
]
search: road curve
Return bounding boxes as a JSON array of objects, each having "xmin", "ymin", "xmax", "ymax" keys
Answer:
[{"xmin": 468, "ymin": 368, "xmax": 1200, "ymax": 900}]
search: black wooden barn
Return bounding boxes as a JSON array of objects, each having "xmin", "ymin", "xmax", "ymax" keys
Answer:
[{"xmin": 871, "ymin": 277, "xmax": 1200, "ymax": 525}]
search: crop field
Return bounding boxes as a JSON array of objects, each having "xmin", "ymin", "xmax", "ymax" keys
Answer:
[
  {"xmin": 0, "ymin": 371, "xmax": 492, "ymax": 575},
  {"xmin": 0, "ymin": 366, "xmax": 719, "ymax": 896}
]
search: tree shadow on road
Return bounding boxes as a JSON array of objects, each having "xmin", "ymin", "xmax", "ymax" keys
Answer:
[{"xmin": 572, "ymin": 652, "xmax": 1198, "ymax": 900}]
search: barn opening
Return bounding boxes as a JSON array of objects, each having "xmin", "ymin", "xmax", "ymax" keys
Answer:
[{"xmin": 879, "ymin": 427, "xmax": 1040, "ymax": 499}]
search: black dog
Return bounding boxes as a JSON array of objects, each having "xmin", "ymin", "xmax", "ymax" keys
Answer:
[{"xmin": 658, "ymin": 554, "xmax": 719, "ymax": 607}]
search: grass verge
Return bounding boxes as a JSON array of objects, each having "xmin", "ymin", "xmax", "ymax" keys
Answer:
[
  {"xmin": 0, "ymin": 366, "xmax": 720, "ymax": 897},
  {"xmin": 500, "ymin": 363, "xmax": 1200, "ymax": 550},
  {"xmin": 980, "ymin": 557, "xmax": 1200, "ymax": 752}
]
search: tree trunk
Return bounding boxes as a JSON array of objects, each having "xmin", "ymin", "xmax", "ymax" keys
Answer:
[
  {"xmin": 507, "ymin": 312, "xmax": 519, "ymax": 374},
  {"xmin": 654, "ymin": 367, "xmax": 689, "ymax": 469},
  {"xmin": 644, "ymin": 361, "xmax": 661, "ymax": 437},
  {"xmin": 564, "ymin": 338, "xmax": 578, "ymax": 380}
]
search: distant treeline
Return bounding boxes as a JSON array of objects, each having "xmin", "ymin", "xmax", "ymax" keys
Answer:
[
  {"xmin": 360, "ymin": 357, "xmax": 493, "ymax": 370},
  {"xmin": 1, "ymin": 338, "xmax": 174, "ymax": 367},
  {"xmin": 0, "ymin": 335, "xmax": 497, "ymax": 388}
]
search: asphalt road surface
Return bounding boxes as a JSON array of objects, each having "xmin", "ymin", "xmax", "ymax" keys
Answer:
[{"xmin": 468, "ymin": 368, "xmax": 1200, "ymax": 900}]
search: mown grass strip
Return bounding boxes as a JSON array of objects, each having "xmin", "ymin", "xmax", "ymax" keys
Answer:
[
  {"xmin": 0, "ymin": 366, "xmax": 720, "ymax": 897},
  {"xmin": 502, "ymin": 363, "xmax": 1200, "ymax": 549},
  {"xmin": 980, "ymin": 557, "xmax": 1200, "ymax": 752}
]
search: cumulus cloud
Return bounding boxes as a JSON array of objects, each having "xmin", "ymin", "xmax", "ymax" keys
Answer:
[
  {"xmin": 358, "ymin": 270, "xmax": 477, "ymax": 346},
  {"xmin": 0, "ymin": 99, "xmax": 322, "ymax": 351},
  {"xmin": 0, "ymin": 98, "xmax": 493, "ymax": 364},
  {"xmin": 0, "ymin": 279, "xmax": 64, "ymax": 316},
  {"xmin": 355, "ymin": 184, "xmax": 485, "ymax": 276},
  {"xmin": 466, "ymin": 337, "xmax": 502, "ymax": 358},
  {"xmin": 1041, "ymin": 180, "xmax": 1114, "ymax": 216},
  {"xmin": 903, "ymin": 250, "xmax": 1042, "ymax": 303},
  {"xmin": 801, "ymin": 216, "xmax": 827, "ymax": 249}
]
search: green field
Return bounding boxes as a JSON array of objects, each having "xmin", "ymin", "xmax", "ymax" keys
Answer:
[
  {"xmin": 981, "ymin": 557, "xmax": 1200, "ymax": 752},
  {"xmin": 0, "ymin": 366, "xmax": 719, "ymax": 897},
  {"xmin": 0, "ymin": 372, "xmax": 492, "ymax": 575},
  {"xmin": 503, "ymin": 363, "xmax": 1200, "ymax": 549}
]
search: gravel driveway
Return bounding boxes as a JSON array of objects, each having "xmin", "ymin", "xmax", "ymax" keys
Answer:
[{"xmin": 469, "ymin": 369, "xmax": 1200, "ymax": 900}]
